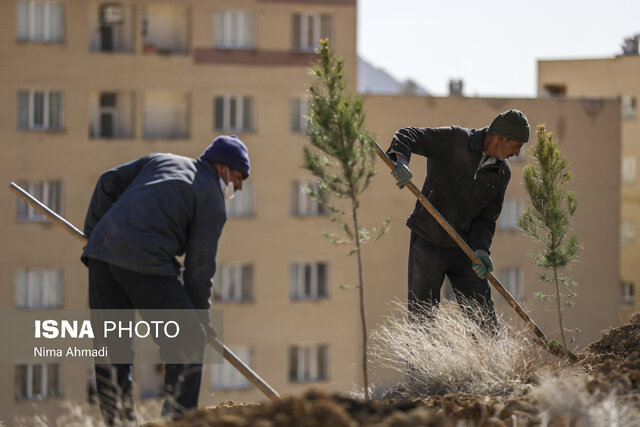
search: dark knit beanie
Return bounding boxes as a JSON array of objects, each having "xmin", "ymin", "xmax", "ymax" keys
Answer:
[
  {"xmin": 200, "ymin": 135, "xmax": 251, "ymax": 178},
  {"xmin": 489, "ymin": 109, "xmax": 530, "ymax": 143}
]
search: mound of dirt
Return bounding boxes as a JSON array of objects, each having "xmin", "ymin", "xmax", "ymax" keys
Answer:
[
  {"xmin": 149, "ymin": 314, "xmax": 640, "ymax": 426},
  {"xmin": 580, "ymin": 313, "xmax": 640, "ymax": 363}
]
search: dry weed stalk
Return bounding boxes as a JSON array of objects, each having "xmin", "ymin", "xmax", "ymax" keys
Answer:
[{"xmin": 371, "ymin": 300, "xmax": 543, "ymax": 397}]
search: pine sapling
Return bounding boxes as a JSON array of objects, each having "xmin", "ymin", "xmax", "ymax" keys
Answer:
[
  {"xmin": 518, "ymin": 124, "xmax": 580, "ymax": 354},
  {"xmin": 303, "ymin": 39, "xmax": 390, "ymax": 399}
]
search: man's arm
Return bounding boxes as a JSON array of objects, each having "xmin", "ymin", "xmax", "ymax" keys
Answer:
[
  {"xmin": 83, "ymin": 155, "xmax": 150, "ymax": 237},
  {"xmin": 182, "ymin": 204, "xmax": 225, "ymax": 325},
  {"xmin": 468, "ymin": 188, "xmax": 506, "ymax": 254},
  {"xmin": 386, "ymin": 126, "xmax": 451, "ymax": 162}
]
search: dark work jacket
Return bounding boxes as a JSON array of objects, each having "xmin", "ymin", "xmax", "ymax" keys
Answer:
[
  {"xmin": 82, "ymin": 153, "xmax": 226, "ymax": 314},
  {"xmin": 388, "ymin": 126, "xmax": 510, "ymax": 252}
]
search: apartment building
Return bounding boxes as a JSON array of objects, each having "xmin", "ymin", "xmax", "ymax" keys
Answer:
[
  {"xmin": 538, "ymin": 43, "xmax": 640, "ymax": 320},
  {"xmin": 0, "ymin": 0, "xmax": 622, "ymax": 422}
]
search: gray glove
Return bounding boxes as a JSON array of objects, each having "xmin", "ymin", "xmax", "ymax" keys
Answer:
[
  {"xmin": 472, "ymin": 249, "xmax": 493, "ymax": 279},
  {"xmin": 391, "ymin": 157, "xmax": 412, "ymax": 188}
]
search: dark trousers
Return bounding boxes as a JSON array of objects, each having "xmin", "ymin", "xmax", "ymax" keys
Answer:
[
  {"xmin": 88, "ymin": 258, "xmax": 205, "ymax": 425},
  {"xmin": 408, "ymin": 232, "xmax": 498, "ymax": 331}
]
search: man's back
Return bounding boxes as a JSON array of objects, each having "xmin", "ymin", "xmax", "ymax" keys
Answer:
[{"xmin": 83, "ymin": 153, "xmax": 225, "ymax": 277}]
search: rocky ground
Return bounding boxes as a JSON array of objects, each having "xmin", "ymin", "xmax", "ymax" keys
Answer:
[{"xmin": 151, "ymin": 314, "xmax": 640, "ymax": 426}]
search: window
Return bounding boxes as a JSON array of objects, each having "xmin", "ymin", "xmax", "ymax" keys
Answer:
[
  {"xmin": 89, "ymin": 91, "xmax": 135, "ymax": 139},
  {"xmin": 291, "ymin": 98, "xmax": 308, "ymax": 133},
  {"xmin": 214, "ymin": 95, "xmax": 254, "ymax": 132},
  {"xmin": 226, "ymin": 181, "xmax": 254, "ymax": 217},
  {"xmin": 498, "ymin": 199, "xmax": 522, "ymax": 231},
  {"xmin": 17, "ymin": 90, "xmax": 63, "ymax": 130},
  {"xmin": 621, "ymin": 220, "xmax": 636, "ymax": 245},
  {"xmin": 15, "ymin": 180, "xmax": 62, "ymax": 221},
  {"xmin": 16, "ymin": 1, "xmax": 63, "ymax": 42},
  {"xmin": 542, "ymin": 84, "xmax": 567, "ymax": 98},
  {"xmin": 15, "ymin": 268, "xmax": 62, "ymax": 308},
  {"xmin": 498, "ymin": 268, "xmax": 523, "ymax": 301},
  {"xmin": 290, "ymin": 262, "xmax": 328, "ymax": 300},
  {"xmin": 215, "ymin": 10, "xmax": 254, "ymax": 49},
  {"xmin": 142, "ymin": 4, "xmax": 189, "ymax": 55},
  {"xmin": 15, "ymin": 364, "xmax": 62, "ymax": 400},
  {"xmin": 289, "ymin": 345, "xmax": 328, "ymax": 383},
  {"xmin": 292, "ymin": 13, "xmax": 331, "ymax": 51},
  {"xmin": 621, "ymin": 95, "xmax": 637, "ymax": 120},
  {"xmin": 292, "ymin": 181, "xmax": 327, "ymax": 216},
  {"xmin": 143, "ymin": 91, "xmax": 189, "ymax": 139},
  {"xmin": 213, "ymin": 264, "xmax": 254, "ymax": 303},
  {"xmin": 211, "ymin": 347, "xmax": 252, "ymax": 389},
  {"xmin": 623, "ymin": 156, "xmax": 637, "ymax": 184},
  {"xmin": 621, "ymin": 281, "xmax": 635, "ymax": 307},
  {"xmin": 89, "ymin": 3, "xmax": 133, "ymax": 53}
]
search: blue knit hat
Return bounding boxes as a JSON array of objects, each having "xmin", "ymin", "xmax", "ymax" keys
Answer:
[{"xmin": 200, "ymin": 135, "xmax": 250, "ymax": 178}]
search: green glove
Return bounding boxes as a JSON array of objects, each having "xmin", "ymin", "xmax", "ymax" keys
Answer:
[
  {"xmin": 391, "ymin": 157, "xmax": 412, "ymax": 188},
  {"xmin": 472, "ymin": 249, "xmax": 493, "ymax": 279}
]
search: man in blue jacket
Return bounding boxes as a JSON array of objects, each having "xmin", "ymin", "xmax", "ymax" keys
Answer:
[
  {"xmin": 387, "ymin": 110, "xmax": 529, "ymax": 330},
  {"xmin": 82, "ymin": 135, "xmax": 250, "ymax": 424}
]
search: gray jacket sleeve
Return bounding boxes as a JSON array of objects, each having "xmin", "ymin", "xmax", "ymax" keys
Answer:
[
  {"xmin": 182, "ymin": 197, "xmax": 225, "ymax": 324},
  {"xmin": 83, "ymin": 155, "xmax": 150, "ymax": 237}
]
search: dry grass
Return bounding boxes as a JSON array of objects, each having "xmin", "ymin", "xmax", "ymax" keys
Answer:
[
  {"xmin": 531, "ymin": 370, "xmax": 640, "ymax": 426},
  {"xmin": 370, "ymin": 300, "xmax": 545, "ymax": 397}
]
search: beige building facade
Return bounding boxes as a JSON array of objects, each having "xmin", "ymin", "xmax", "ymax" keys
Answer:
[
  {"xmin": 0, "ymin": 0, "xmax": 623, "ymax": 422},
  {"xmin": 538, "ymin": 52, "xmax": 640, "ymax": 320}
]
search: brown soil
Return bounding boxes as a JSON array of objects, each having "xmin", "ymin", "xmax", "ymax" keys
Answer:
[{"xmin": 150, "ymin": 314, "xmax": 640, "ymax": 427}]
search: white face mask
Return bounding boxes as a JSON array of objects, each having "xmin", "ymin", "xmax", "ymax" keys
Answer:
[{"xmin": 219, "ymin": 169, "xmax": 235, "ymax": 201}]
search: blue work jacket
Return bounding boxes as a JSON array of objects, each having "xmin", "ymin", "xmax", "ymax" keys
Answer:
[{"xmin": 82, "ymin": 153, "xmax": 226, "ymax": 312}]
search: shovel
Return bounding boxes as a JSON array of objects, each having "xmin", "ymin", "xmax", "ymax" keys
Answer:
[
  {"xmin": 8, "ymin": 181, "xmax": 282, "ymax": 400},
  {"xmin": 372, "ymin": 142, "xmax": 578, "ymax": 362}
]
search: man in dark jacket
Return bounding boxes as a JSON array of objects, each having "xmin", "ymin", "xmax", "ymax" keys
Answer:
[
  {"xmin": 82, "ymin": 135, "xmax": 250, "ymax": 424},
  {"xmin": 387, "ymin": 109, "xmax": 530, "ymax": 329}
]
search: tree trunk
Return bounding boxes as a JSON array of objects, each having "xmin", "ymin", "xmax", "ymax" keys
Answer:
[
  {"xmin": 554, "ymin": 268, "xmax": 567, "ymax": 352},
  {"xmin": 352, "ymin": 204, "xmax": 369, "ymax": 399}
]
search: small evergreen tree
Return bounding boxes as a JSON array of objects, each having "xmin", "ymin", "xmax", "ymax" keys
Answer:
[
  {"xmin": 518, "ymin": 124, "xmax": 580, "ymax": 354},
  {"xmin": 303, "ymin": 39, "xmax": 389, "ymax": 399}
]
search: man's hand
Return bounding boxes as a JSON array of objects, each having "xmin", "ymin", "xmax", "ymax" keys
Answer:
[
  {"xmin": 391, "ymin": 157, "xmax": 412, "ymax": 188},
  {"xmin": 472, "ymin": 249, "xmax": 493, "ymax": 279}
]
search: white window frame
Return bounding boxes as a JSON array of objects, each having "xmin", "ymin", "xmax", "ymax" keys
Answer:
[
  {"xmin": 498, "ymin": 199, "xmax": 522, "ymax": 231},
  {"xmin": 15, "ymin": 180, "xmax": 62, "ymax": 221},
  {"xmin": 214, "ymin": 264, "xmax": 253, "ymax": 303},
  {"xmin": 621, "ymin": 281, "xmax": 635, "ymax": 306},
  {"xmin": 214, "ymin": 95, "xmax": 254, "ymax": 132},
  {"xmin": 226, "ymin": 181, "xmax": 254, "ymax": 217},
  {"xmin": 289, "ymin": 345, "xmax": 328, "ymax": 383},
  {"xmin": 292, "ymin": 13, "xmax": 331, "ymax": 51},
  {"xmin": 622, "ymin": 156, "xmax": 636, "ymax": 184},
  {"xmin": 290, "ymin": 262, "xmax": 328, "ymax": 301},
  {"xmin": 16, "ymin": 1, "xmax": 64, "ymax": 42},
  {"xmin": 17, "ymin": 90, "xmax": 63, "ymax": 130},
  {"xmin": 622, "ymin": 219, "xmax": 636, "ymax": 245},
  {"xmin": 292, "ymin": 180, "xmax": 327, "ymax": 216},
  {"xmin": 214, "ymin": 10, "xmax": 254, "ymax": 49},
  {"xmin": 498, "ymin": 268, "xmax": 523, "ymax": 301},
  {"xmin": 15, "ymin": 364, "xmax": 62, "ymax": 400},
  {"xmin": 291, "ymin": 97, "xmax": 308, "ymax": 133},
  {"xmin": 621, "ymin": 95, "xmax": 637, "ymax": 120},
  {"xmin": 15, "ymin": 268, "xmax": 63, "ymax": 308},
  {"xmin": 211, "ymin": 347, "xmax": 252, "ymax": 389}
]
